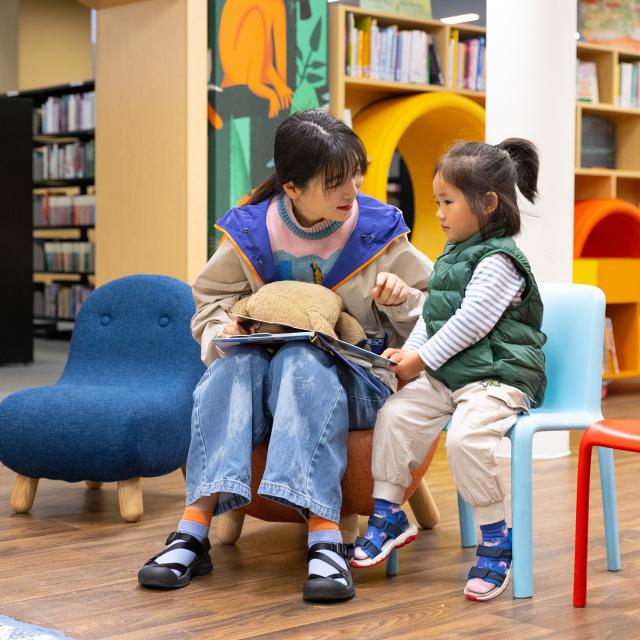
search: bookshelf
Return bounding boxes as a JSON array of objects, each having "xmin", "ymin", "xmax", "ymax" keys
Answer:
[
  {"xmin": 329, "ymin": 4, "xmax": 486, "ymax": 120},
  {"xmin": 574, "ymin": 42, "xmax": 640, "ymax": 381},
  {"xmin": 4, "ymin": 81, "xmax": 96, "ymax": 334},
  {"xmin": 575, "ymin": 42, "xmax": 640, "ymax": 200}
]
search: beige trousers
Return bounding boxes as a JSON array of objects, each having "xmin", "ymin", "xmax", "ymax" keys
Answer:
[{"xmin": 372, "ymin": 373, "xmax": 530, "ymax": 525}]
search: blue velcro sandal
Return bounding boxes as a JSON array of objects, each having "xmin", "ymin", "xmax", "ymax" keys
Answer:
[
  {"xmin": 464, "ymin": 533, "xmax": 512, "ymax": 601},
  {"xmin": 351, "ymin": 511, "xmax": 418, "ymax": 569}
]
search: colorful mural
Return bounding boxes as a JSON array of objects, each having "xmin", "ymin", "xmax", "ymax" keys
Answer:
[
  {"xmin": 208, "ymin": 0, "xmax": 329, "ymax": 255},
  {"xmin": 579, "ymin": 0, "xmax": 640, "ymax": 49}
]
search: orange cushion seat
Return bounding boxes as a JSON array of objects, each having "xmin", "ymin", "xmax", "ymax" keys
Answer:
[{"xmin": 239, "ymin": 429, "xmax": 441, "ymax": 522}]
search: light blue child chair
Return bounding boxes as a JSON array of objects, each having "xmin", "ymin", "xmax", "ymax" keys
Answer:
[{"xmin": 452, "ymin": 282, "xmax": 620, "ymax": 598}]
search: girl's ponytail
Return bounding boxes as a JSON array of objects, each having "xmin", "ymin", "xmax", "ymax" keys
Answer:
[
  {"xmin": 247, "ymin": 174, "xmax": 281, "ymax": 206},
  {"xmin": 496, "ymin": 138, "xmax": 539, "ymax": 204}
]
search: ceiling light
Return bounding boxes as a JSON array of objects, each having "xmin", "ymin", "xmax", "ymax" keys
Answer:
[{"xmin": 440, "ymin": 13, "xmax": 480, "ymax": 25}]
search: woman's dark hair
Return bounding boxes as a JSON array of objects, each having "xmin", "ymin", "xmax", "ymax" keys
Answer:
[
  {"xmin": 434, "ymin": 138, "xmax": 539, "ymax": 237},
  {"xmin": 248, "ymin": 109, "xmax": 368, "ymax": 205}
]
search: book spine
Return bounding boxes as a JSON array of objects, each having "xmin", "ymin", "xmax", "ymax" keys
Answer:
[{"xmin": 448, "ymin": 29, "xmax": 459, "ymax": 88}]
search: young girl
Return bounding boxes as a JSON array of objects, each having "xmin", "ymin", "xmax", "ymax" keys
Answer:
[
  {"xmin": 352, "ymin": 138, "xmax": 547, "ymax": 602},
  {"xmin": 137, "ymin": 110, "xmax": 432, "ymax": 602}
]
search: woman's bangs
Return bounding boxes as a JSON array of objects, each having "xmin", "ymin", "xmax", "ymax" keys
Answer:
[{"xmin": 322, "ymin": 152, "xmax": 367, "ymax": 191}]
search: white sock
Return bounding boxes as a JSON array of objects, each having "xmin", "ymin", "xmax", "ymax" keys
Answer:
[{"xmin": 308, "ymin": 529, "xmax": 348, "ymax": 586}]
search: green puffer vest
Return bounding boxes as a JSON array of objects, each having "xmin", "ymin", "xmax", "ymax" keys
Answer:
[{"xmin": 423, "ymin": 230, "xmax": 547, "ymax": 405}]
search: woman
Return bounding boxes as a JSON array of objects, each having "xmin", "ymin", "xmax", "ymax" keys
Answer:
[{"xmin": 138, "ymin": 109, "xmax": 432, "ymax": 602}]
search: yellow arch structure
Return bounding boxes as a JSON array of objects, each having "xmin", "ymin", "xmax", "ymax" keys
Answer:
[{"xmin": 354, "ymin": 92, "xmax": 485, "ymax": 260}]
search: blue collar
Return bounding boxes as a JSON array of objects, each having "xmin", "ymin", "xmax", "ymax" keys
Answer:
[{"xmin": 215, "ymin": 193, "xmax": 409, "ymax": 289}]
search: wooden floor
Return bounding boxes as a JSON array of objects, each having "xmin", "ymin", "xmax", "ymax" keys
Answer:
[{"xmin": 2, "ymin": 383, "xmax": 640, "ymax": 639}]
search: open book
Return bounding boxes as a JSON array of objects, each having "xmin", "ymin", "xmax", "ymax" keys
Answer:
[{"xmin": 211, "ymin": 331, "xmax": 395, "ymax": 391}]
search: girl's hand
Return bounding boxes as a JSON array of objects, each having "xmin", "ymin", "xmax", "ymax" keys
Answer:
[
  {"xmin": 372, "ymin": 272, "xmax": 410, "ymax": 306},
  {"xmin": 385, "ymin": 349, "xmax": 425, "ymax": 381},
  {"xmin": 221, "ymin": 319, "xmax": 252, "ymax": 337}
]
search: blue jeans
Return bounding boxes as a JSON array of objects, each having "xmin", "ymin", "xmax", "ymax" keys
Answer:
[{"xmin": 186, "ymin": 341, "xmax": 391, "ymax": 522}]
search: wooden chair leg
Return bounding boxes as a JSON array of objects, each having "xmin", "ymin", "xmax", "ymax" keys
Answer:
[
  {"xmin": 340, "ymin": 513, "xmax": 359, "ymax": 543},
  {"xmin": 217, "ymin": 510, "xmax": 245, "ymax": 544},
  {"xmin": 408, "ymin": 478, "xmax": 440, "ymax": 529},
  {"xmin": 11, "ymin": 474, "xmax": 39, "ymax": 514},
  {"xmin": 85, "ymin": 481, "xmax": 103, "ymax": 490},
  {"xmin": 117, "ymin": 478, "xmax": 143, "ymax": 523}
]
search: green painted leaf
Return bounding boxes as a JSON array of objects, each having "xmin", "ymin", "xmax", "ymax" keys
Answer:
[
  {"xmin": 310, "ymin": 18, "xmax": 322, "ymax": 51},
  {"xmin": 306, "ymin": 73, "xmax": 324, "ymax": 84},
  {"xmin": 309, "ymin": 60, "xmax": 325, "ymax": 69}
]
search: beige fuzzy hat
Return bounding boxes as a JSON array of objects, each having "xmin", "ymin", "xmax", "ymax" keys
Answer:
[{"xmin": 231, "ymin": 281, "xmax": 367, "ymax": 345}]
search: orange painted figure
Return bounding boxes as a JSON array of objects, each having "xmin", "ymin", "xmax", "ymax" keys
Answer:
[{"xmin": 210, "ymin": 0, "xmax": 294, "ymax": 128}]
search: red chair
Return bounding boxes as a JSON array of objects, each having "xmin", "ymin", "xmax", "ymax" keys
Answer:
[{"xmin": 573, "ymin": 420, "xmax": 639, "ymax": 607}]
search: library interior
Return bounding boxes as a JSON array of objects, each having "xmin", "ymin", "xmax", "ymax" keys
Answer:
[{"xmin": 1, "ymin": 0, "xmax": 640, "ymax": 638}]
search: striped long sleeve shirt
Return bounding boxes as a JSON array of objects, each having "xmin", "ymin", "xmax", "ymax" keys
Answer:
[{"xmin": 403, "ymin": 253, "xmax": 526, "ymax": 370}]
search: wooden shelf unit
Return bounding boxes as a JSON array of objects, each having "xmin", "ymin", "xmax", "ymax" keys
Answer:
[
  {"xmin": 574, "ymin": 43, "xmax": 640, "ymax": 381},
  {"xmin": 329, "ymin": 4, "xmax": 486, "ymax": 120},
  {"xmin": 575, "ymin": 42, "xmax": 640, "ymax": 202},
  {"xmin": 3, "ymin": 81, "xmax": 96, "ymax": 334},
  {"xmin": 574, "ymin": 256, "xmax": 640, "ymax": 381}
]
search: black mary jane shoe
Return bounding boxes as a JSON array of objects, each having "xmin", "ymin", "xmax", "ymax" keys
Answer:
[
  {"xmin": 138, "ymin": 531, "xmax": 213, "ymax": 589},
  {"xmin": 303, "ymin": 542, "xmax": 355, "ymax": 602}
]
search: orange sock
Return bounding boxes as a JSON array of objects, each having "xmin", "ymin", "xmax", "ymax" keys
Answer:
[
  {"xmin": 308, "ymin": 516, "xmax": 340, "ymax": 533},
  {"xmin": 182, "ymin": 506, "xmax": 213, "ymax": 527}
]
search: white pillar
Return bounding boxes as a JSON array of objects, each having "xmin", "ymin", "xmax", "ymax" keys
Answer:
[{"xmin": 487, "ymin": 0, "xmax": 576, "ymax": 459}]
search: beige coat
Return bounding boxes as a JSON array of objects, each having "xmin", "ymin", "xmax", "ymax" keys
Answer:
[{"xmin": 191, "ymin": 234, "xmax": 433, "ymax": 389}]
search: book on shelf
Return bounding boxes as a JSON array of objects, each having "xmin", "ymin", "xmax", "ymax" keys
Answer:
[
  {"xmin": 450, "ymin": 30, "xmax": 485, "ymax": 91},
  {"xmin": 345, "ymin": 13, "xmax": 443, "ymax": 86},
  {"xmin": 428, "ymin": 40, "xmax": 444, "ymax": 86},
  {"xmin": 32, "ymin": 140, "xmax": 95, "ymax": 182},
  {"xmin": 347, "ymin": 13, "xmax": 357, "ymax": 77},
  {"xmin": 617, "ymin": 61, "xmax": 640, "ymax": 107},
  {"xmin": 576, "ymin": 60, "xmax": 599, "ymax": 103},
  {"xmin": 448, "ymin": 28, "xmax": 459, "ymax": 88},
  {"xmin": 33, "ymin": 193, "xmax": 96, "ymax": 227},
  {"xmin": 34, "ymin": 240, "xmax": 95, "ymax": 273},
  {"xmin": 34, "ymin": 283, "xmax": 93, "ymax": 320},
  {"xmin": 38, "ymin": 91, "xmax": 95, "ymax": 134},
  {"xmin": 603, "ymin": 317, "xmax": 620, "ymax": 375}
]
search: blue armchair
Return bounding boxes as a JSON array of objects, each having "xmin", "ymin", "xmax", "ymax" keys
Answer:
[{"xmin": 0, "ymin": 275, "xmax": 205, "ymax": 522}]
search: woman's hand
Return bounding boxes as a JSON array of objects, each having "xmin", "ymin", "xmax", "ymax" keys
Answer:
[
  {"xmin": 372, "ymin": 272, "xmax": 410, "ymax": 306},
  {"xmin": 383, "ymin": 348, "xmax": 425, "ymax": 381},
  {"xmin": 221, "ymin": 319, "xmax": 253, "ymax": 337}
]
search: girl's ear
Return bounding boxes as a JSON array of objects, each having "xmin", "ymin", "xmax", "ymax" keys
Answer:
[
  {"xmin": 282, "ymin": 181, "xmax": 300, "ymax": 200},
  {"xmin": 484, "ymin": 191, "xmax": 499, "ymax": 215}
]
